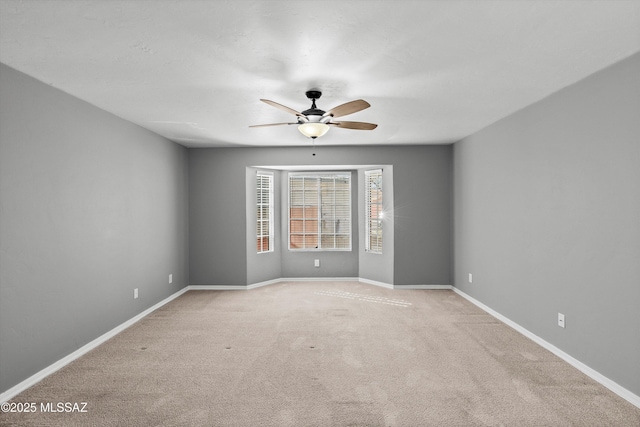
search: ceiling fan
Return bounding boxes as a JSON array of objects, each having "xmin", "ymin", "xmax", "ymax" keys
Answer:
[{"xmin": 250, "ymin": 90, "xmax": 377, "ymax": 139}]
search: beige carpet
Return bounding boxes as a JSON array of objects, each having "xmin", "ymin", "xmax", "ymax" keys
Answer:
[{"xmin": 2, "ymin": 281, "xmax": 639, "ymax": 426}]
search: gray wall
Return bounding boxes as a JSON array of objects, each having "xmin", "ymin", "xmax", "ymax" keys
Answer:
[
  {"xmin": 189, "ymin": 145, "xmax": 452, "ymax": 286},
  {"xmin": 453, "ymin": 53, "xmax": 640, "ymax": 396},
  {"xmin": 0, "ymin": 64, "xmax": 189, "ymax": 394}
]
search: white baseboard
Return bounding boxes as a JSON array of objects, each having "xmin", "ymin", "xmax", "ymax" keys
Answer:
[
  {"xmin": 190, "ymin": 278, "xmax": 445, "ymax": 291},
  {"xmin": 247, "ymin": 278, "xmax": 282, "ymax": 289},
  {"xmin": 190, "ymin": 278, "xmax": 361, "ymax": 291},
  {"xmin": 451, "ymin": 287, "xmax": 640, "ymax": 409},
  {"xmin": 279, "ymin": 277, "xmax": 360, "ymax": 283},
  {"xmin": 394, "ymin": 284, "xmax": 453, "ymax": 290},
  {"xmin": 188, "ymin": 284, "xmax": 247, "ymax": 290},
  {"xmin": 0, "ymin": 286, "xmax": 190, "ymax": 404},
  {"xmin": 358, "ymin": 277, "xmax": 394, "ymax": 289}
]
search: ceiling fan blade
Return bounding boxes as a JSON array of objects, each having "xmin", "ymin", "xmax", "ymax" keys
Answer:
[
  {"xmin": 323, "ymin": 99, "xmax": 370, "ymax": 118},
  {"xmin": 329, "ymin": 121, "xmax": 377, "ymax": 130},
  {"xmin": 249, "ymin": 122, "xmax": 298, "ymax": 128},
  {"xmin": 260, "ymin": 99, "xmax": 303, "ymax": 116}
]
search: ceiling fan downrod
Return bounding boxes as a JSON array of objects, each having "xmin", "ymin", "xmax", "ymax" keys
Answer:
[{"xmin": 303, "ymin": 90, "xmax": 325, "ymax": 116}]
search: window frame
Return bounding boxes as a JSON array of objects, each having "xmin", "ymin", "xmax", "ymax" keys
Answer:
[
  {"xmin": 365, "ymin": 169, "xmax": 383, "ymax": 254},
  {"xmin": 288, "ymin": 172, "xmax": 352, "ymax": 251},
  {"xmin": 256, "ymin": 171, "xmax": 274, "ymax": 254}
]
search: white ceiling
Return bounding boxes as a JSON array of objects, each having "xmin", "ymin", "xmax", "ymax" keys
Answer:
[{"xmin": 1, "ymin": 1, "xmax": 639, "ymax": 148}]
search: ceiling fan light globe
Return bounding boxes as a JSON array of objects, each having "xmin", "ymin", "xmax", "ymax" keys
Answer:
[{"xmin": 298, "ymin": 122, "xmax": 330, "ymax": 139}]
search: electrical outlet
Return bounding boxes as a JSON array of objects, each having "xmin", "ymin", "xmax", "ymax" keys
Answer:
[
  {"xmin": 468, "ymin": 273, "xmax": 473, "ymax": 283},
  {"xmin": 134, "ymin": 288, "xmax": 139, "ymax": 299},
  {"xmin": 314, "ymin": 259, "xmax": 320, "ymax": 268},
  {"xmin": 558, "ymin": 313, "xmax": 565, "ymax": 328},
  {"xmin": 169, "ymin": 274, "xmax": 173, "ymax": 284}
]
